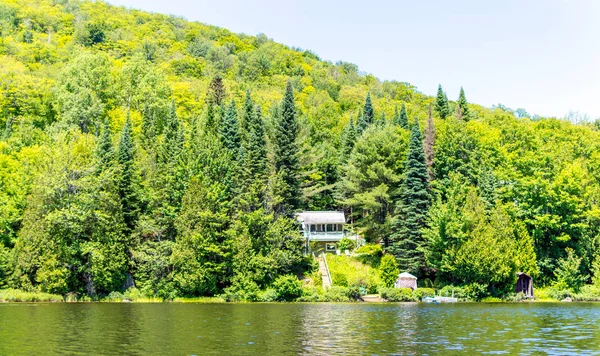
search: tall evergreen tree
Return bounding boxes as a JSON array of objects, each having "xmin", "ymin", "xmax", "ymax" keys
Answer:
[
  {"xmin": 435, "ymin": 84, "xmax": 450, "ymax": 119},
  {"xmin": 96, "ymin": 119, "xmax": 113, "ymax": 173},
  {"xmin": 272, "ymin": 80, "xmax": 301, "ymax": 216},
  {"xmin": 117, "ymin": 114, "xmax": 138, "ymax": 231},
  {"xmin": 424, "ymin": 105, "xmax": 435, "ymax": 182},
  {"xmin": 219, "ymin": 99, "xmax": 241, "ymax": 156},
  {"xmin": 357, "ymin": 92, "xmax": 374, "ymax": 133},
  {"xmin": 241, "ymin": 93, "xmax": 269, "ymax": 210},
  {"xmin": 340, "ymin": 116, "xmax": 357, "ymax": 162},
  {"xmin": 457, "ymin": 87, "xmax": 469, "ymax": 119},
  {"xmin": 389, "ymin": 118, "xmax": 430, "ymax": 275},
  {"xmin": 399, "ymin": 103, "xmax": 409, "ymax": 129}
]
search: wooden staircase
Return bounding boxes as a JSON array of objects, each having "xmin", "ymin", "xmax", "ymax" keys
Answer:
[{"xmin": 318, "ymin": 254, "xmax": 332, "ymax": 289}]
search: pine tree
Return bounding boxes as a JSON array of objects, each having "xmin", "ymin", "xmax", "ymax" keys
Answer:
[
  {"xmin": 457, "ymin": 87, "xmax": 469, "ymax": 119},
  {"xmin": 389, "ymin": 118, "xmax": 430, "ymax": 275},
  {"xmin": 219, "ymin": 99, "xmax": 241, "ymax": 155},
  {"xmin": 357, "ymin": 92, "xmax": 374, "ymax": 133},
  {"xmin": 340, "ymin": 116, "xmax": 357, "ymax": 162},
  {"xmin": 117, "ymin": 114, "xmax": 138, "ymax": 230},
  {"xmin": 272, "ymin": 80, "xmax": 301, "ymax": 216},
  {"xmin": 96, "ymin": 119, "xmax": 113, "ymax": 173},
  {"xmin": 161, "ymin": 101, "xmax": 185, "ymax": 165},
  {"xmin": 435, "ymin": 84, "xmax": 450, "ymax": 119},
  {"xmin": 424, "ymin": 105, "xmax": 435, "ymax": 182},
  {"xmin": 398, "ymin": 103, "xmax": 409, "ymax": 129}
]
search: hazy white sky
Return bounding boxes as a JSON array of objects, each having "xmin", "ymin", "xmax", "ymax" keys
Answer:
[{"xmin": 108, "ymin": 0, "xmax": 600, "ymax": 119}]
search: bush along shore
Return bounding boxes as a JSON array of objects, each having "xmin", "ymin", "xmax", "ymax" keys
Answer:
[{"xmin": 5, "ymin": 246, "xmax": 600, "ymax": 303}]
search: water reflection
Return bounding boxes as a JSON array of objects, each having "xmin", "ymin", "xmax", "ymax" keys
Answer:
[{"xmin": 1, "ymin": 303, "xmax": 600, "ymax": 355}]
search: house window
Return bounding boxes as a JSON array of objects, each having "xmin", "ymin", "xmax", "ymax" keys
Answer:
[
  {"xmin": 326, "ymin": 224, "xmax": 332, "ymax": 232},
  {"xmin": 326, "ymin": 243, "xmax": 336, "ymax": 251},
  {"xmin": 310, "ymin": 224, "xmax": 316, "ymax": 232}
]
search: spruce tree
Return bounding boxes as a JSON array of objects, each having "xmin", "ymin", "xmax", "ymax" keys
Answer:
[
  {"xmin": 241, "ymin": 93, "xmax": 269, "ymax": 209},
  {"xmin": 357, "ymin": 92, "xmax": 374, "ymax": 133},
  {"xmin": 162, "ymin": 101, "xmax": 185, "ymax": 165},
  {"xmin": 117, "ymin": 114, "xmax": 138, "ymax": 230},
  {"xmin": 435, "ymin": 84, "xmax": 450, "ymax": 119},
  {"xmin": 96, "ymin": 119, "xmax": 113, "ymax": 173},
  {"xmin": 340, "ymin": 116, "xmax": 357, "ymax": 162},
  {"xmin": 389, "ymin": 118, "xmax": 430, "ymax": 275},
  {"xmin": 399, "ymin": 103, "xmax": 409, "ymax": 129},
  {"xmin": 457, "ymin": 87, "xmax": 469, "ymax": 119},
  {"xmin": 272, "ymin": 80, "xmax": 301, "ymax": 216},
  {"xmin": 424, "ymin": 105, "xmax": 435, "ymax": 182},
  {"xmin": 219, "ymin": 99, "xmax": 241, "ymax": 155}
]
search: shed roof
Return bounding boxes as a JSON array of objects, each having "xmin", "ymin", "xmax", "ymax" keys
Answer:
[
  {"xmin": 296, "ymin": 211, "xmax": 346, "ymax": 224},
  {"xmin": 397, "ymin": 272, "xmax": 417, "ymax": 280}
]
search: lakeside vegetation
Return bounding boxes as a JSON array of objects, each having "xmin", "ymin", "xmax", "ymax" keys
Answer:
[{"xmin": 1, "ymin": 0, "xmax": 600, "ymax": 303}]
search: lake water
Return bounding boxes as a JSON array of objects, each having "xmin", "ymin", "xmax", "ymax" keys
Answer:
[{"xmin": 0, "ymin": 302, "xmax": 599, "ymax": 355}]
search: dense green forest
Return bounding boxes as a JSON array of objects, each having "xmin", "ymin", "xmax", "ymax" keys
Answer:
[{"xmin": 1, "ymin": 0, "xmax": 600, "ymax": 300}]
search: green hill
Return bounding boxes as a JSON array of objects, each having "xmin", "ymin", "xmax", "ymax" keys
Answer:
[{"xmin": 1, "ymin": 0, "xmax": 599, "ymax": 300}]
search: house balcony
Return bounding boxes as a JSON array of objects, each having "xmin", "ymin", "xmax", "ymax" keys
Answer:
[{"xmin": 304, "ymin": 231, "xmax": 346, "ymax": 242}]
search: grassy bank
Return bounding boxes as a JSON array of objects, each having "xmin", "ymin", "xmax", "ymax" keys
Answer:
[{"xmin": 0, "ymin": 289, "xmax": 63, "ymax": 302}]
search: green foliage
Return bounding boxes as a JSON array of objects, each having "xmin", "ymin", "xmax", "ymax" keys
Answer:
[
  {"xmin": 354, "ymin": 244, "xmax": 383, "ymax": 267},
  {"xmin": 457, "ymin": 87, "xmax": 469, "ymax": 119},
  {"xmin": 553, "ymin": 248, "xmax": 588, "ymax": 292},
  {"xmin": 0, "ymin": 0, "xmax": 599, "ymax": 300},
  {"xmin": 272, "ymin": 81, "xmax": 301, "ymax": 216},
  {"xmin": 389, "ymin": 119, "xmax": 430, "ymax": 274},
  {"xmin": 379, "ymin": 254, "xmax": 400, "ymax": 287},
  {"xmin": 357, "ymin": 92, "xmax": 374, "ymax": 134},
  {"xmin": 435, "ymin": 84, "xmax": 450, "ymax": 119},
  {"xmin": 413, "ymin": 288, "xmax": 435, "ymax": 299},
  {"xmin": 339, "ymin": 126, "xmax": 408, "ymax": 243},
  {"xmin": 379, "ymin": 287, "xmax": 416, "ymax": 302},
  {"xmin": 337, "ymin": 237, "xmax": 356, "ymax": 251},
  {"xmin": 272, "ymin": 274, "xmax": 303, "ymax": 301},
  {"xmin": 327, "ymin": 254, "xmax": 381, "ymax": 293},
  {"xmin": 0, "ymin": 289, "xmax": 62, "ymax": 302}
]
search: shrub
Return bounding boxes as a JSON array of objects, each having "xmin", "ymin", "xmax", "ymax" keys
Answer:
[
  {"xmin": 273, "ymin": 275, "xmax": 303, "ymax": 302},
  {"xmin": 553, "ymin": 248, "xmax": 588, "ymax": 292},
  {"xmin": 123, "ymin": 287, "xmax": 142, "ymax": 301},
  {"xmin": 413, "ymin": 288, "xmax": 435, "ymax": 300},
  {"xmin": 337, "ymin": 237, "xmax": 356, "ymax": 252},
  {"xmin": 572, "ymin": 285, "xmax": 600, "ymax": 301},
  {"xmin": 439, "ymin": 285, "xmax": 469, "ymax": 301},
  {"xmin": 331, "ymin": 273, "xmax": 348, "ymax": 287},
  {"xmin": 354, "ymin": 244, "xmax": 383, "ymax": 267},
  {"xmin": 106, "ymin": 291, "xmax": 124, "ymax": 301},
  {"xmin": 464, "ymin": 283, "xmax": 488, "ymax": 301},
  {"xmin": 379, "ymin": 287, "xmax": 417, "ymax": 302},
  {"xmin": 298, "ymin": 286, "xmax": 324, "ymax": 302},
  {"xmin": 346, "ymin": 285, "xmax": 362, "ymax": 300},
  {"xmin": 549, "ymin": 289, "xmax": 572, "ymax": 300},
  {"xmin": 379, "ymin": 255, "xmax": 399, "ymax": 288},
  {"xmin": 323, "ymin": 286, "xmax": 350, "ymax": 302},
  {"xmin": 257, "ymin": 289, "xmax": 278, "ymax": 302}
]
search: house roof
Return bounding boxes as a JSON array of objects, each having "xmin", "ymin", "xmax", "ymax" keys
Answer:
[
  {"xmin": 397, "ymin": 272, "xmax": 417, "ymax": 280},
  {"xmin": 296, "ymin": 211, "xmax": 346, "ymax": 224}
]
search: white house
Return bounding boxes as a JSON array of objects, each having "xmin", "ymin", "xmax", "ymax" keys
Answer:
[{"xmin": 296, "ymin": 211, "xmax": 358, "ymax": 253}]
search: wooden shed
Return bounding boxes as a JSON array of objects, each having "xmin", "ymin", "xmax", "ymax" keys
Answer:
[{"xmin": 515, "ymin": 272, "xmax": 534, "ymax": 298}]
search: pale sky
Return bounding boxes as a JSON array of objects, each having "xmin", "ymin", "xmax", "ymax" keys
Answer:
[{"xmin": 108, "ymin": 0, "xmax": 600, "ymax": 119}]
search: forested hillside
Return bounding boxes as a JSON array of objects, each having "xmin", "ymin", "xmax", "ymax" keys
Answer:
[{"xmin": 1, "ymin": 0, "xmax": 600, "ymax": 299}]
